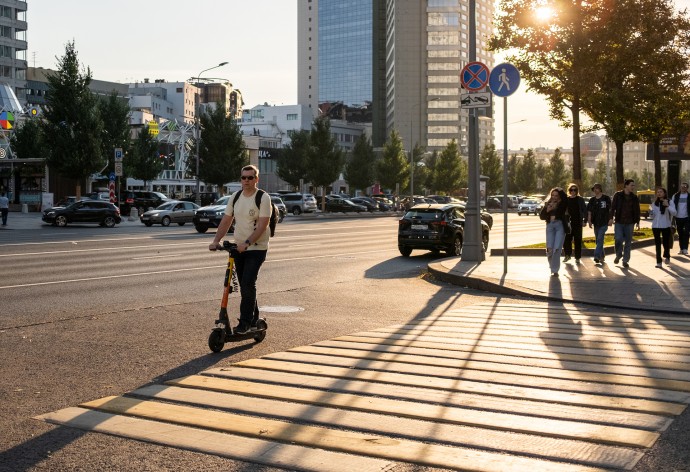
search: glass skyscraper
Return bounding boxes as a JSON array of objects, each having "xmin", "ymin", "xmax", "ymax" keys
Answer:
[{"xmin": 317, "ymin": 0, "xmax": 372, "ymax": 107}]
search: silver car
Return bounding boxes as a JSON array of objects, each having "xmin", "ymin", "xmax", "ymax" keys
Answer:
[
  {"xmin": 517, "ymin": 198, "xmax": 541, "ymax": 216},
  {"xmin": 140, "ymin": 200, "xmax": 199, "ymax": 227}
]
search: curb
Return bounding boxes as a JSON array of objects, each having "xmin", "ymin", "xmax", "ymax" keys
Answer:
[{"xmin": 489, "ymin": 238, "xmax": 655, "ymax": 256}]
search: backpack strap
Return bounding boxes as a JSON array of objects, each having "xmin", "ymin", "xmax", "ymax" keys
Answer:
[{"xmin": 232, "ymin": 189, "xmax": 264, "ymax": 210}]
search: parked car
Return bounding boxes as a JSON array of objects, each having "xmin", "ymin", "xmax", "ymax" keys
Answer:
[
  {"xmin": 397, "ymin": 203, "xmax": 490, "ymax": 257},
  {"xmin": 485, "ymin": 197, "xmax": 502, "ymax": 209},
  {"xmin": 55, "ymin": 196, "xmax": 87, "ymax": 207},
  {"xmin": 42, "ymin": 200, "xmax": 122, "ymax": 228},
  {"xmin": 455, "ymin": 202, "xmax": 494, "ymax": 229},
  {"xmin": 87, "ymin": 191, "xmax": 115, "ymax": 203},
  {"xmin": 489, "ymin": 195, "xmax": 517, "ymax": 209},
  {"xmin": 427, "ymin": 195, "xmax": 463, "ymax": 204},
  {"xmin": 270, "ymin": 196, "xmax": 287, "ymax": 222},
  {"xmin": 193, "ymin": 195, "xmax": 232, "ymax": 233},
  {"xmin": 517, "ymin": 198, "xmax": 542, "ymax": 216},
  {"xmin": 129, "ymin": 191, "xmax": 170, "ymax": 215},
  {"xmin": 281, "ymin": 193, "xmax": 318, "ymax": 215},
  {"xmin": 350, "ymin": 197, "xmax": 379, "ymax": 212},
  {"xmin": 140, "ymin": 200, "xmax": 199, "ymax": 227},
  {"xmin": 325, "ymin": 197, "xmax": 367, "ymax": 213},
  {"xmin": 180, "ymin": 192, "xmax": 219, "ymax": 207}
]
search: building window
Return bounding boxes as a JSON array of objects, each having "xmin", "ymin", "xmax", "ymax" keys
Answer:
[
  {"xmin": 0, "ymin": 26, "xmax": 11, "ymax": 38},
  {"xmin": 287, "ymin": 114, "xmax": 298, "ymax": 120}
]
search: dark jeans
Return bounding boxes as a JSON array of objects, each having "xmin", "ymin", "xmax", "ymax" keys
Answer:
[
  {"xmin": 677, "ymin": 217, "xmax": 690, "ymax": 251},
  {"xmin": 563, "ymin": 220, "xmax": 583, "ymax": 259},
  {"xmin": 1, "ymin": 208, "xmax": 7, "ymax": 225},
  {"xmin": 652, "ymin": 228, "xmax": 671, "ymax": 262},
  {"xmin": 234, "ymin": 249, "xmax": 267, "ymax": 325}
]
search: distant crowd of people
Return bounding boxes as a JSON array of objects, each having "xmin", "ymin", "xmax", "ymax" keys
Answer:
[{"xmin": 539, "ymin": 179, "xmax": 689, "ymax": 276}]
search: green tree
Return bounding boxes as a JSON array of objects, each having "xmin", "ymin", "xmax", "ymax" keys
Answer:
[
  {"xmin": 515, "ymin": 149, "xmax": 538, "ymax": 194},
  {"xmin": 544, "ymin": 148, "xmax": 570, "ymax": 190},
  {"xmin": 277, "ymin": 129, "xmax": 311, "ymax": 189},
  {"xmin": 127, "ymin": 124, "xmax": 163, "ymax": 188},
  {"xmin": 98, "ymin": 92, "xmax": 131, "ymax": 170},
  {"xmin": 41, "ymin": 41, "xmax": 104, "ymax": 198},
  {"xmin": 344, "ymin": 133, "xmax": 375, "ymax": 193},
  {"xmin": 10, "ymin": 118, "xmax": 45, "ymax": 160},
  {"xmin": 405, "ymin": 143, "xmax": 427, "ymax": 195},
  {"xmin": 592, "ymin": 159, "xmax": 612, "ymax": 194},
  {"xmin": 434, "ymin": 139, "xmax": 465, "ymax": 194},
  {"xmin": 536, "ymin": 162, "xmax": 547, "ymax": 193},
  {"xmin": 198, "ymin": 103, "xmax": 247, "ymax": 193},
  {"xmin": 480, "ymin": 144, "xmax": 502, "ymax": 195},
  {"xmin": 376, "ymin": 130, "xmax": 408, "ymax": 193},
  {"xmin": 424, "ymin": 150, "xmax": 439, "ymax": 192},
  {"xmin": 507, "ymin": 154, "xmax": 520, "ymax": 194},
  {"xmin": 306, "ymin": 117, "xmax": 344, "ymax": 194}
]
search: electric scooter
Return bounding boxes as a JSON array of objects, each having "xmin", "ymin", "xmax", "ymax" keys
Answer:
[{"xmin": 208, "ymin": 241, "xmax": 268, "ymax": 352}]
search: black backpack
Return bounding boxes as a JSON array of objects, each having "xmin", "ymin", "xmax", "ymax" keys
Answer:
[{"xmin": 232, "ymin": 189, "xmax": 278, "ymax": 237}]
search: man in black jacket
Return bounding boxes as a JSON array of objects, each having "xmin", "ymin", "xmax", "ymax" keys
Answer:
[
  {"xmin": 609, "ymin": 179, "xmax": 640, "ymax": 268},
  {"xmin": 587, "ymin": 183, "xmax": 612, "ymax": 264},
  {"xmin": 672, "ymin": 182, "xmax": 689, "ymax": 255}
]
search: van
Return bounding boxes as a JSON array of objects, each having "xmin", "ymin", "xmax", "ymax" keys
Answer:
[{"xmin": 638, "ymin": 189, "xmax": 655, "ymax": 219}]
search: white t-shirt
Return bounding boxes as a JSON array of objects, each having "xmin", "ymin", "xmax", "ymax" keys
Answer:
[
  {"xmin": 677, "ymin": 193, "xmax": 688, "ymax": 218},
  {"xmin": 224, "ymin": 190, "xmax": 271, "ymax": 250}
]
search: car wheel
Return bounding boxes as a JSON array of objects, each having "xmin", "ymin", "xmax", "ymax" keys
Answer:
[
  {"xmin": 399, "ymin": 246, "xmax": 412, "ymax": 257},
  {"xmin": 195, "ymin": 224, "xmax": 209, "ymax": 233},
  {"xmin": 144, "ymin": 221, "xmax": 153, "ymax": 227},
  {"xmin": 446, "ymin": 235, "xmax": 463, "ymax": 256},
  {"xmin": 103, "ymin": 216, "xmax": 117, "ymax": 228},
  {"xmin": 178, "ymin": 222, "xmax": 185, "ymax": 226},
  {"xmin": 517, "ymin": 212, "xmax": 522, "ymax": 216},
  {"xmin": 292, "ymin": 207, "xmax": 302, "ymax": 216},
  {"xmin": 161, "ymin": 216, "xmax": 171, "ymax": 227},
  {"xmin": 55, "ymin": 215, "xmax": 68, "ymax": 227}
]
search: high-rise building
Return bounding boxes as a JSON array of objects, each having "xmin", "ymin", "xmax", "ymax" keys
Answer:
[
  {"xmin": 298, "ymin": 0, "xmax": 495, "ymax": 155},
  {"xmin": 0, "ymin": 0, "xmax": 27, "ymax": 105}
]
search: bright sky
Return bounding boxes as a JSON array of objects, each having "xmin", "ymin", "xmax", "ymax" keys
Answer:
[{"xmin": 27, "ymin": 0, "xmax": 690, "ymax": 151}]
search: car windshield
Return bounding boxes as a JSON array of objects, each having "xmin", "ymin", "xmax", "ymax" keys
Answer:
[
  {"xmin": 404, "ymin": 209, "xmax": 444, "ymax": 221},
  {"xmin": 522, "ymin": 199, "xmax": 538, "ymax": 205},
  {"xmin": 213, "ymin": 196, "xmax": 231, "ymax": 205},
  {"xmin": 157, "ymin": 202, "xmax": 177, "ymax": 210}
]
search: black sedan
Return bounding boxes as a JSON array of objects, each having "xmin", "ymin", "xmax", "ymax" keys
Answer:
[
  {"xmin": 325, "ymin": 198, "xmax": 367, "ymax": 213},
  {"xmin": 42, "ymin": 200, "xmax": 122, "ymax": 228},
  {"xmin": 398, "ymin": 203, "xmax": 490, "ymax": 257},
  {"xmin": 350, "ymin": 197, "xmax": 380, "ymax": 212}
]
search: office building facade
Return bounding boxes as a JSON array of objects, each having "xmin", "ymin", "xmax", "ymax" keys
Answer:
[{"xmin": 0, "ymin": 0, "xmax": 27, "ymax": 105}]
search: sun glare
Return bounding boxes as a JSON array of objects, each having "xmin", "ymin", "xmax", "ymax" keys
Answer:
[{"xmin": 534, "ymin": 6, "xmax": 555, "ymax": 22}]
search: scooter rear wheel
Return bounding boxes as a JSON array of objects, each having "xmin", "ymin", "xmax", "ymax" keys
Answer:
[{"xmin": 208, "ymin": 328, "xmax": 225, "ymax": 352}]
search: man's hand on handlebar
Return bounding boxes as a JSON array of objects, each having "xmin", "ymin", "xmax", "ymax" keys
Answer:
[{"xmin": 209, "ymin": 241, "xmax": 222, "ymax": 251}]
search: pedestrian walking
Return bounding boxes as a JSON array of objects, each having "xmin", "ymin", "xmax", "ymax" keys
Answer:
[
  {"xmin": 539, "ymin": 187, "xmax": 569, "ymax": 277},
  {"xmin": 672, "ymin": 182, "xmax": 689, "ymax": 255},
  {"xmin": 609, "ymin": 179, "xmax": 640, "ymax": 268},
  {"xmin": 649, "ymin": 187, "xmax": 677, "ymax": 268},
  {"xmin": 0, "ymin": 191, "xmax": 9, "ymax": 226},
  {"xmin": 587, "ymin": 183, "xmax": 612, "ymax": 264},
  {"xmin": 563, "ymin": 183, "xmax": 587, "ymax": 263},
  {"xmin": 208, "ymin": 165, "xmax": 271, "ymax": 334}
]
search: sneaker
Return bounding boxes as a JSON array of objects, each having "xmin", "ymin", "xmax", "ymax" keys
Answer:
[
  {"xmin": 683, "ymin": 249, "xmax": 689, "ymax": 255},
  {"xmin": 656, "ymin": 262, "xmax": 662, "ymax": 268},
  {"xmin": 563, "ymin": 255, "xmax": 571, "ymax": 262},
  {"xmin": 665, "ymin": 258, "xmax": 671, "ymax": 264},
  {"xmin": 678, "ymin": 250, "xmax": 684, "ymax": 255},
  {"xmin": 614, "ymin": 256, "xmax": 621, "ymax": 264},
  {"xmin": 623, "ymin": 262, "xmax": 629, "ymax": 268},
  {"xmin": 575, "ymin": 258, "xmax": 581, "ymax": 263},
  {"xmin": 234, "ymin": 323, "xmax": 250, "ymax": 334},
  {"xmin": 593, "ymin": 258, "xmax": 600, "ymax": 264}
]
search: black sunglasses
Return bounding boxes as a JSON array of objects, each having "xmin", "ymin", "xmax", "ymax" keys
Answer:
[
  {"xmin": 569, "ymin": 188, "xmax": 577, "ymax": 192},
  {"xmin": 240, "ymin": 175, "xmax": 255, "ymax": 180}
]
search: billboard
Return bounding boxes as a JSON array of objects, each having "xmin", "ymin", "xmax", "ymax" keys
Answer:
[{"xmin": 648, "ymin": 134, "xmax": 690, "ymax": 160}]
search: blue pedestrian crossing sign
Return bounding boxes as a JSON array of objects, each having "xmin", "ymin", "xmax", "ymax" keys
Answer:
[{"xmin": 489, "ymin": 63, "xmax": 520, "ymax": 97}]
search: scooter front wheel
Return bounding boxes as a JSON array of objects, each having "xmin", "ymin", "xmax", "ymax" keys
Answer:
[
  {"xmin": 208, "ymin": 328, "xmax": 225, "ymax": 352},
  {"xmin": 253, "ymin": 319, "xmax": 268, "ymax": 343}
]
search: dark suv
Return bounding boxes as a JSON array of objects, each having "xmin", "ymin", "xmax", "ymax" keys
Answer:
[
  {"xmin": 42, "ymin": 200, "xmax": 122, "ymax": 228},
  {"xmin": 397, "ymin": 203, "xmax": 490, "ymax": 257},
  {"xmin": 122, "ymin": 191, "xmax": 170, "ymax": 216}
]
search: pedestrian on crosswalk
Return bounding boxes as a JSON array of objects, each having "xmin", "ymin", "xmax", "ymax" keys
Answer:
[{"xmin": 649, "ymin": 187, "xmax": 676, "ymax": 268}]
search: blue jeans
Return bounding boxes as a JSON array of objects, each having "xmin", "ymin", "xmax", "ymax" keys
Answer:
[
  {"xmin": 545, "ymin": 220, "xmax": 566, "ymax": 273},
  {"xmin": 614, "ymin": 223, "xmax": 634, "ymax": 262},
  {"xmin": 593, "ymin": 225, "xmax": 607, "ymax": 260},
  {"xmin": 676, "ymin": 217, "xmax": 690, "ymax": 251},
  {"xmin": 233, "ymin": 249, "xmax": 267, "ymax": 325},
  {"xmin": 0, "ymin": 208, "xmax": 7, "ymax": 225}
]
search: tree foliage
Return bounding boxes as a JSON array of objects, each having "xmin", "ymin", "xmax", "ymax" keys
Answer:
[
  {"xmin": 277, "ymin": 129, "xmax": 311, "ymax": 189},
  {"xmin": 306, "ymin": 116, "xmax": 344, "ymax": 189},
  {"xmin": 10, "ymin": 119, "xmax": 45, "ymax": 160},
  {"xmin": 507, "ymin": 154, "xmax": 520, "ymax": 194},
  {"xmin": 198, "ymin": 103, "xmax": 247, "ymax": 191},
  {"xmin": 376, "ymin": 130, "xmax": 408, "ymax": 192},
  {"xmin": 515, "ymin": 148, "xmax": 537, "ymax": 194},
  {"xmin": 344, "ymin": 133, "xmax": 375, "ymax": 192},
  {"xmin": 434, "ymin": 139, "xmax": 466, "ymax": 194},
  {"xmin": 127, "ymin": 124, "xmax": 163, "ymax": 187},
  {"xmin": 98, "ymin": 92, "xmax": 131, "ymax": 168},
  {"xmin": 41, "ymin": 41, "xmax": 104, "ymax": 197},
  {"xmin": 544, "ymin": 148, "xmax": 570, "ymax": 190},
  {"xmin": 480, "ymin": 144, "xmax": 502, "ymax": 195}
]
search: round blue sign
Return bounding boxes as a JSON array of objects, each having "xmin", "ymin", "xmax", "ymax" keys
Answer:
[
  {"xmin": 460, "ymin": 62, "xmax": 490, "ymax": 92},
  {"xmin": 489, "ymin": 63, "xmax": 520, "ymax": 97}
]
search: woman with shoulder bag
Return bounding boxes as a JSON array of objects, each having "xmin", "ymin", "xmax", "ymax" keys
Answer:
[
  {"xmin": 539, "ymin": 187, "xmax": 569, "ymax": 276},
  {"xmin": 649, "ymin": 187, "xmax": 677, "ymax": 268}
]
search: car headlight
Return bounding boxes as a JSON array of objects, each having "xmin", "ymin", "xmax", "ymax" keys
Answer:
[
  {"xmin": 215, "ymin": 210, "xmax": 225, "ymax": 216},
  {"xmin": 46, "ymin": 211, "xmax": 55, "ymax": 216}
]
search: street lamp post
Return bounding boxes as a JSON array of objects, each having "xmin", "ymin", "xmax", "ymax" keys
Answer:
[{"xmin": 194, "ymin": 62, "xmax": 228, "ymax": 204}]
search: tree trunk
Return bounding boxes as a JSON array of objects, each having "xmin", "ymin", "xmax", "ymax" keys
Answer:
[
  {"xmin": 571, "ymin": 96, "xmax": 582, "ymax": 190},
  {"xmin": 653, "ymin": 140, "xmax": 662, "ymax": 188},
  {"xmin": 615, "ymin": 139, "xmax": 625, "ymax": 190}
]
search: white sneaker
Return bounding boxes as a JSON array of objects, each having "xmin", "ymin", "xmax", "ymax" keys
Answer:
[
  {"xmin": 683, "ymin": 249, "xmax": 689, "ymax": 255},
  {"xmin": 665, "ymin": 258, "xmax": 671, "ymax": 264},
  {"xmin": 656, "ymin": 263, "xmax": 662, "ymax": 268}
]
